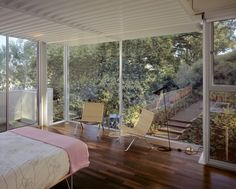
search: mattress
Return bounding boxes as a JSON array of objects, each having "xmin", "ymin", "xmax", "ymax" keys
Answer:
[{"xmin": 0, "ymin": 131, "xmax": 70, "ymax": 189}]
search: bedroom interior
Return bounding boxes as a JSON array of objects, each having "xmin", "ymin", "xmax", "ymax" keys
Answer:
[{"xmin": 0, "ymin": 0, "xmax": 236, "ymax": 188}]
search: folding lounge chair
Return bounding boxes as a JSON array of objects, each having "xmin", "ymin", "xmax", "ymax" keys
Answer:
[
  {"xmin": 74, "ymin": 102, "xmax": 105, "ymax": 136},
  {"xmin": 119, "ymin": 109, "xmax": 154, "ymax": 151}
]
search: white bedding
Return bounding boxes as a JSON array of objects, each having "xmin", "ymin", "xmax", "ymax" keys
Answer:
[{"xmin": 0, "ymin": 131, "xmax": 70, "ymax": 189}]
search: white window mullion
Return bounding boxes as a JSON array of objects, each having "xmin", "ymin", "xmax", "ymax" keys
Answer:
[
  {"xmin": 6, "ymin": 35, "xmax": 9, "ymax": 130},
  {"xmin": 64, "ymin": 45, "xmax": 69, "ymax": 121},
  {"xmin": 38, "ymin": 41, "xmax": 48, "ymax": 126},
  {"xmin": 119, "ymin": 40, "xmax": 123, "ymax": 125},
  {"xmin": 202, "ymin": 20, "xmax": 212, "ymax": 165}
]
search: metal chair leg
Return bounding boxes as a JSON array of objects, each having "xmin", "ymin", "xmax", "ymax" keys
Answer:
[
  {"xmin": 125, "ymin": 137, "xmax": 136, "ymax": 151},
  {"xmin": 143, "ymin": 138, "xmax": 155, "ymax": 150},
  {"xmin": 97, "ymin": 124, "xmax": 102, "ymax": 138},
  {"xmin": 74, "ymin": 124, "xmax": 78, "ymax": 135},
  {"xmin": 65, "ymin": 175, "xmax": 73, "ymax": 189},
  {"xmin": 80, "ymin": 122, "xmax": 84, "ymax": 129},
  {"xmin": 97, "ymin": 124, "xmax": 105, "ymax": 138},
  {"xmin": 74, "ymin": 122, "xmax": 83, "ymax": 135},
  {"xmin": 115, "ymin": 136, "xmax": 121, "ymax": 143},
  {"xmin": 71, "ymin": 175, "xmax": 73, "ymax": 189}
]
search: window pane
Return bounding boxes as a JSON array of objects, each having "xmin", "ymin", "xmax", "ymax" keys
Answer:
[
  {"xmin": 210, "ymin": 91, "xmax": 236, "ymax": 163},
  {"xmin": 69, "ymin": 42, "xmax": 119, "ymax": 121},
  {"xmin": 47, "ymin": 44, "xmax": 64, "ymax": 123},
  {"xmin": 0, "ymin": 35, "xmax": 6, "ymax": 132},
  {"xmin": 122, "ymin": 34, "xmax": 203, "ymax": 145},
  {"xmin": 8, "ymin": 37, "xmax": 38, "ymax": 128},
  {"xmin": 213, "ymin": 18, "xmax": 236, "ymax": 85}
]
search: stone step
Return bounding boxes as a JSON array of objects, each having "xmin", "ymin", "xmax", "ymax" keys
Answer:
[
  {"xmin": 169, "ymin": 119, "xmax": 192, "ymax": 124},
  {"xmin": 154, "ymin": 131, "xmax": 180, "ymax": 140},
  {"xmin": 166, "ymin": 120, "xmax": 191, "ymax": 128},
  {"xmin": 158, "ymin": 126, "xmax": 186, "ymax": 135}
]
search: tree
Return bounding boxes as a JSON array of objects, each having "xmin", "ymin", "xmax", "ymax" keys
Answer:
[
  {"xmin": 8, "ymin": 39, "xmax": 37, "ymax": 89},
  {"xmin": 47, "ymin": 44, "xmax": 64, "ymax": 121},
  {"xmin": 46, "ymin": 18, "xmax": 236, "ymax": 126},
  {"xmin": 214, "ymin": 19, "xmax": 236, "ymax": 54}
]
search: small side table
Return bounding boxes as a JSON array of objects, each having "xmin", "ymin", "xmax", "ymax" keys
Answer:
[{"xmin": 108, "ymin": 114, "xmax": 121, "ymax": 130}]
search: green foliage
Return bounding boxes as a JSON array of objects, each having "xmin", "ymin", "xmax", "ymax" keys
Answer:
[
  {"xmin": 123, "ymin": 105, "xmax": 141, "ymax": 127},
  {"xmin": 214, "ymin": 50, "xmax": 236, "ymax": 85},
  {"xmin": 8, "ymin": 39, "xmax": 37, "ymax": 89},
  {"xmin": 210, "ymin": 112, "xmax": 236, "ymax": 161},
  {"xmin": 175, "ymin": 59, "xmax": 203, "ymax": 89},
  {"xmin": 214, "ymin": 19, "xmax": 236, "ymax": 54},
  {"xmin": 68, "ymin": 42, "xmax": 119, "ymax": 118},
  {"xmin": 0, "ymin": 38, "xmax": 6, "ymax": 90},
  {"xmin": 179, "ymin": 114, "xmax": 203, "ymax": 145},
  {"xmin": 47, "ymin": 32, "xmax": 205, "ymax": 125},
  {"xmin": 172, "ymin": 32, "xmax": 202, "ymax": 65},
  {"xmin": 211, "ymin": 111, "xmax": 236, "ymax": 139},
  {"xmin": 176, "ymin": 48, "xmax": 236, "ymax": 92},
  {"xmin": 47, "ymin": 44, "xmax": 64, "ymax": 121},
  {"xmin": 121, "ymin": 34, "xmax": 203, "ymax": 125}
]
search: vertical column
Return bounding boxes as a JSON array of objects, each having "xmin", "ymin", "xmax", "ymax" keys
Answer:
[
  {"xmin": 6, "ymin": 36, "xmax": 9, "ymax": 130},
  {"xmin": 64, "ymin": 45, "xmax": 69, "ymax": 121},
  {"xmin": 119, "ymin": 40, "xmax": 123, "ymax": 125},
  {"xmin": 201, "ymin": 20, "xmax": 212, "ymax": 165},
  {"xmin": 38, "ymin": 41, "xmax": 48, "ymax": 126}
]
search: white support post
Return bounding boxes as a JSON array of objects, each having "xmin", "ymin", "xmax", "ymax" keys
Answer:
[
  {"xmin": 38, "ymin": 41, "xmax": 48, "ymax": 127},
  {"xmin": 64, "ymin": 45, "xmax": 69, "ymax": 121},
  {"xmin": 200, "ymin": 20, "xmax": 212, "ymax": 165},
  {"xmin": 119, "ymin": 40, "xmax": 123, "ymax": 125},
  {"xmin": 6, "ymin": 35, "xmax": 9, "ymax": 130}
]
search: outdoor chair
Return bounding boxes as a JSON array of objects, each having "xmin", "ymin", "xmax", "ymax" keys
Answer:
[
  {"xmin": 74, "ymin": 102, "xmax": 105, "ymax": 136},
  {"xmin": 118, "ymin": 109, "xmax": 154, "ymax": 151}
]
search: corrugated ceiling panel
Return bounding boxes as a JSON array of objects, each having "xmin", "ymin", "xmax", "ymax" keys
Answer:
[
  {"xmin": 0, "ymin": 0, "xmax": 202, "ymax": 45},
  {"xmin": 192, "ymin": 0, "xmax": 236, "ymax": 20}
]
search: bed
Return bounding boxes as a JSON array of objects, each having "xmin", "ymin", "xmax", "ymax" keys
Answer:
[{"xmin": 0, "ymin": 126, "xmax": 90, "ymax": 189}]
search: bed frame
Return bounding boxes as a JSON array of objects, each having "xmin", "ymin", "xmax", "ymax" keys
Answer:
[
  {"xmin": 47, "ymin": 173, "xmax": 74, "ymax": 189},
  {"xmin": 2, "ymin": 126, "xmax": 89, "ymax": 189}
]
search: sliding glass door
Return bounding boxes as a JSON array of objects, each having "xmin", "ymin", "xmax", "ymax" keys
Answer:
[
  {"xmin": 209, "ymin": 91, "xmax": 236, "ymax": 163},
  {"xmin": 8, "ymin": 37, "xmax": 38, "ymax": 129},
  {"xmin": 0, "ymin": 36, "xmax": 39, "ymax": 131},
  {"xmin": 47, "ymin": 44, "xmax": 64, "ymax": 123},
  {"xmin": 204, "ymin": 17, "xmax": 236, "ymax": 170}
]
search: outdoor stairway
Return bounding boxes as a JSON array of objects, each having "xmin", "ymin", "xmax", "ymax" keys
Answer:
[
  {"xmin": 156, "ymin": 119, "xmax": 192, "ymax": 140},
  {"xmin": 155, "ymin": 101, "xmax": 202, "ymax": 140}
]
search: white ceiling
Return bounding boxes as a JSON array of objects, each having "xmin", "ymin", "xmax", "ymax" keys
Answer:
[
  {"xmin": 192, "ymin": 0, "xmax": 236, "ymax": 20},
  {"xmin": 0, "ymin": 0, "xmax": 202, "ymax": 45}
]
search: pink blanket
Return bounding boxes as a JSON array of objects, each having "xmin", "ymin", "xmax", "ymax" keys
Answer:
[{"xmin": 10, "ymin": 127, "xmax": 90, "ymax": 174}]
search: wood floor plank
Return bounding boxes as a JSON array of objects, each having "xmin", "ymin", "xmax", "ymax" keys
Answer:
[{"xmin": 49, "ymin": 123, "xmax": 236, "ymax": 189}]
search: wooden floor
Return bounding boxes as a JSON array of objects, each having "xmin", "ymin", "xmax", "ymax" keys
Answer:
[{"xmin": 49, "ymin": 122, "xmax": 236, "ymax": 189}]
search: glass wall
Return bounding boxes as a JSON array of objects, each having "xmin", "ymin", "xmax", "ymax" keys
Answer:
[
  {"xmin": 46, "ymin": 33, "xmax": 203, "ymax": 145},
  {"xmin": 47, "ymin": 44, "xmax": 64, "ymax": 122},
  {"xmin": 69, "ymin": 42, "xmax": 119, "ymax": 121},
  {"xmin": 122, "ymin": 39, "xmax": 159, "ymax": 127},
  {"xmin": 213, "ymin": 18, "xmax": 236, "ymax": 85},
  {"xmin": 0, "ymin": 35, "xmax": 6, "ymax": 131},
  {"xmin": 8, "ymin": 37, "xmax": 38, "ymax": 129},
  {"xmin": 209, "ymin": 91, "xmax": 236, "ymax": 163},
  {"xmin": 122, "ymin": 34, "xmax": 203, "ymax": 144},
  {"xmin": 208, "ymin": 18, "xmax": 236, "ymax": 164}
]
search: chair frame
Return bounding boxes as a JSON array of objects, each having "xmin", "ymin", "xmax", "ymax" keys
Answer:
[
  {"xmin": 118, "ymin": 109, "xmax": 154, "ymax": 151},
  {"xmin": 74, "ymin": 102, "xmax": 105, "ymax": 136},
  {"xmin": 122, "ymin": 133, "xmax": 154, "ymax": 151}
]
